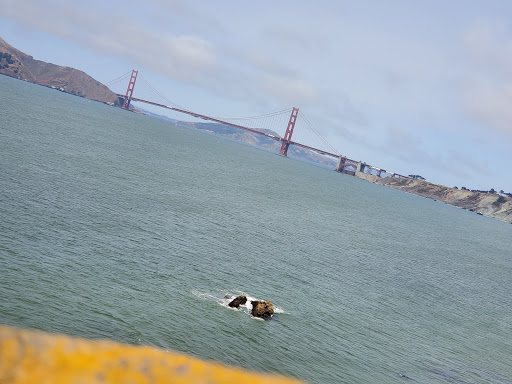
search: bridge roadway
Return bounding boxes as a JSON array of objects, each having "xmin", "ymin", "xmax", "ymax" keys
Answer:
[{"xmin": 119, "ymin": 95, "xmax": 408, "ymax": 179}]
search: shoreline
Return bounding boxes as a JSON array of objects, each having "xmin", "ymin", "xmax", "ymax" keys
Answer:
[{"xmin": 356, "ymin": 173, "xmax": 512, "ymax": 224}]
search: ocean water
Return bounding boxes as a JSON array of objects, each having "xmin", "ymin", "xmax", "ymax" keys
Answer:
[{"xmin": 1, "ymin": 75, "xmax": 511, "ymax": 384}]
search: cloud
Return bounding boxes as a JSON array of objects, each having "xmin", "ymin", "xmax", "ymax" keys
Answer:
[
  {"xmin": 461, "ymin": 22, "xmax": 512, "ymax": 135},
  {"xmin": 383, "ymin": 127, "xmax": 430, "ymax": 163},
  {"xmin": 376, "ymin": 126, "xmax": 492, "ymax": 181},
  {"xmin": 0, "ymin": 0, "xmax": 371, "ymax": 139},
  {"xmin": 240, "ymin": 49, "xmax": 297, "ymax": 79},
  {"xmin": 259, "ymin": 74, "xmax": 319, "ymax": 106},
  {"xmin": 463, "ymin": 21, "xmax": 512, "ymax": 78},
  {"xmin": 462, "ymin": 81, "xmax": 512, "ymax": 135},
  {"xmin": 0, "ymin": 0, "xmax": 218, "ymax": 82},
  {"xmin": 445, "ymin": 150, "xmax": 491, "ymax": 177}
]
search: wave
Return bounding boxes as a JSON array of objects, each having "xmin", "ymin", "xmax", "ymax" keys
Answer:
[{"xmin": 191, "ymin": 289, "xmax": 287, "ymax": 318}]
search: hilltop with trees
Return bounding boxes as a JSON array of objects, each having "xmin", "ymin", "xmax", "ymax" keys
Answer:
[{"xmin": 361, "ymin": 176, "xmax": 512, "ymax": 223}]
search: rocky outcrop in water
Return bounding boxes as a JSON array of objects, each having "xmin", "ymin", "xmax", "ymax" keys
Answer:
[
  {"xmin": 251, "ymin": 300, "xmax": 274, "ymax": 319},
  {"xmin": 228, "ymin": 295, "xmax": 247, "ymax": 308}
]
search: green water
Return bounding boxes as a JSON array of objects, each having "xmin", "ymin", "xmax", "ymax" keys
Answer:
[{"xmin": 1, "ymin": 75, "xmax": 511, "ymax": 383}]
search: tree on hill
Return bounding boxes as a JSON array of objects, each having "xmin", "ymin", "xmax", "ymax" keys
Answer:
[{"xmin": 0, "ymin": 52, "xmax": 14, "ymax": 64}]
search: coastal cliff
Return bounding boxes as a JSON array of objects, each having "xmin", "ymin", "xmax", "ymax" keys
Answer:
[
  {"xmin": 0, "ymin": 37, "xmax": 119, "ymax": 106},
  {"xmin": 359, "ymin": 174, "xmax": 512, "ymax": 224}
]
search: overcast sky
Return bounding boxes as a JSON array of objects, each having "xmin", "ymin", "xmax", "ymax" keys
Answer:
[{"xmin": 1, "ymin": 0, "xmax": 511, "ymax": 192}]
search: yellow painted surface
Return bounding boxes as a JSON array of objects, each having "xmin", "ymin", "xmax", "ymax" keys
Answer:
[{"xmin": 0, "ymin": 325, "xmax": 304, "ymax": 384}]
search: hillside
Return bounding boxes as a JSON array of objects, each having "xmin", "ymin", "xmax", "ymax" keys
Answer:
[
  {"xmin": 138, "ymin": 107, "xmax": 338, "ymax": 167},
  {"xmin": 0, "ymin": 37, "xmax": 119, "ymax": 106},
  {"xmin": 180, "ymin": 121, "xmax": 338, "ymax": 167},
  {"xmin": 359, "ymin": 175, "xmax": 512, "ymax": 223}
]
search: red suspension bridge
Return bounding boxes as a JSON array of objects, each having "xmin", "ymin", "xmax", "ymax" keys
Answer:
[{"xmin": 106, "ymin": 70, "xmax": 408, "ymax": 179}]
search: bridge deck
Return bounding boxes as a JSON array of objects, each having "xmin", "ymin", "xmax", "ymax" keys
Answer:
[{"xmin": 118, "ymin": 94, "xmax": 408, "ymax": 178}]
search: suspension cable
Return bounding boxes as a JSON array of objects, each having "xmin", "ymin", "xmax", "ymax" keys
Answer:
[
  {"xmin": 138, "ymin": 73, "xmax": 189, "ymax": 111},
  {"xmin": 132, "ymin": 71, "xmax": 338, "ymax": 151},
  {"xmin": 213, "ymin": 108, "xmax": 292, "ymax": 121},
  {"xmin": 298, "ymin": 111, "xmax": 340, "ymax": 155},
  {"xmin": 138, "ymin": 74, "xmax": 295, "ymax": 126},
  {"xmin": 105, "ymin": 71, "xmax": 132, "ymax": 87}
]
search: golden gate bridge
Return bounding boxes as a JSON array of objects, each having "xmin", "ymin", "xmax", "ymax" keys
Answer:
[{"xmin": 106, "ymin": 70, "xmax": 408, "ymax": 179}]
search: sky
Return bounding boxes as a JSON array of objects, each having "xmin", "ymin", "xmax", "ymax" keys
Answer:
[{"xmin": 1, "ymin": 0, "xmax": 511, "ymax": 192}]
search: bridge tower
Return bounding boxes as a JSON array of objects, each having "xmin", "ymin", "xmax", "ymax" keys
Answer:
[
  {"xmin": 279, "ymin": 107, "xmax": 299, "ymax": 156},
  {"xmin": 122, "ymin": 70, "xmax": 138, "ymax": 110},
  {"xmin": 335, "ymin": 156, "xmax": 346, "ymax": 172}
]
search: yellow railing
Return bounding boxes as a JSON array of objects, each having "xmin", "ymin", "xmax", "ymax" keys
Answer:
[{"xmin": 0, "ymin": 325, "xmax": 304, "ymax": 384}]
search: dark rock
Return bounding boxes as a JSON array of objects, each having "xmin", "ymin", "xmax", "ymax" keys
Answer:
[
  {"xmin": 251, "ymin": 300, "xmax": 274, "ymax": 319},
  {"xmin": 228, "ymin": 295, "xmax": 247, "ymax": 308},
  {"xmin": 398, "ymin": 373, "xmax": 414, "ymax": 381}
]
